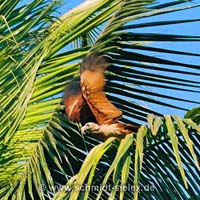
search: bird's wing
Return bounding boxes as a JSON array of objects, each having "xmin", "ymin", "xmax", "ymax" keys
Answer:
[
  {"xmin": 63, "ymin": 79, "xmax": 84, "ymax": 122},
  {"xmin": 80, "ymin": 52, "xmax": 122, "ymax": 125},
  {"xmin": 63, "ymin": 79, "xmax": 96, "ymax": 124}
]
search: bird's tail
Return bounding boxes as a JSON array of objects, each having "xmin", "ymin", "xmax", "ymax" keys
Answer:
[{"xmin": 80, "ymin": 51, "xmax": 111, "ymax": 73}]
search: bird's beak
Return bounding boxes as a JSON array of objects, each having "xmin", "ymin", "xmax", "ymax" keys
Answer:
[{"xmin": 81, "ymin": 126, "xmax": 86, "ymax": 134}]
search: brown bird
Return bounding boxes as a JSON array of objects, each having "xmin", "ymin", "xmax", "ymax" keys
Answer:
[{"xmin": 63, "ymin": 52, "xmax": 138, "ymax": 140}]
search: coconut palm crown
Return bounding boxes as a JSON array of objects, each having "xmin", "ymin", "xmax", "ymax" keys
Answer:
[{"xmin": 0, "ymin": 0, "xmax": 200, "ymax": 199}]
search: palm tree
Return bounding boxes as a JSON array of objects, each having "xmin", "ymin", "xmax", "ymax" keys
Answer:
[{"xmin": 0, "ymin": 0, "xmax": 199, "ymax": 199}]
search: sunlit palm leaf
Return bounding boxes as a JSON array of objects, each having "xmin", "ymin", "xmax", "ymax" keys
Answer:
[
  {"xmin": 52, "ymin": 114, "xmax": 199, "ymax": 199},
  {"xmin": 0, "ymin": 0, "xmax": 200, "ymax": 199}
]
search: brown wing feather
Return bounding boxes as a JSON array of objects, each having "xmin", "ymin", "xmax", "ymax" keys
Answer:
[
  {"xmin": 80, "ymin": 52, "xmax": 122, "ymax": 125},
  {"xmin": 63, "ymin": 79, "xmax": 96, "ymax": 124},
  {"xmin": 63, "ymin": 80, "xmax": 84, "ymax": 122}
]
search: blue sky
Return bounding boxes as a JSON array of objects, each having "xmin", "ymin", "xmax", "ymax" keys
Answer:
[
  {"xmin": 57, "ymin": 0, "xmax": 200, "ymax": 117},
  {"xmin": 22, "ymin": 0, "xmax": 200, "ymax": 118}
]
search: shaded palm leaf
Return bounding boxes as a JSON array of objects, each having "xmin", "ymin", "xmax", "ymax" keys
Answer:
[
  {"xmin": 0, "ymin": 0, "xmax": 200, "ymax": 199},
  {"xmin": 53, "ymin": 114, "xmax": 199, "ymax": 200}
]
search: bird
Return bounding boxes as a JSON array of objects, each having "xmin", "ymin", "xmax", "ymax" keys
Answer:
[{"xmin": 63, "ymin": 52, "xmax": 138, "ymax": 140}]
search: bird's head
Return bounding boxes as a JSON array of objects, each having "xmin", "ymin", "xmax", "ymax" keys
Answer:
[{"xmin": 81, "ymin": 122, "xmax": 100, "ymax": 134}]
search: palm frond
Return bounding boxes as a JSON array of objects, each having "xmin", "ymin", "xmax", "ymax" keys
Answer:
[
  {"xmin": 0, "ymin": 0, "xmax": 200, "ymax": 199},
  {"xmin": 52, "ymin": 114, "xmax": 200, "ymax": 199}
]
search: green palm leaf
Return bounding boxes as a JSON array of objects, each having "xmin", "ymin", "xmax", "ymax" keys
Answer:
[
  {"xmin": 53, "ymin": 115, "xmax": 199, "ymax": 199},
  {"xmin": 0, "ymin": 0, "xmax": 199, "ymax": 199}
]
